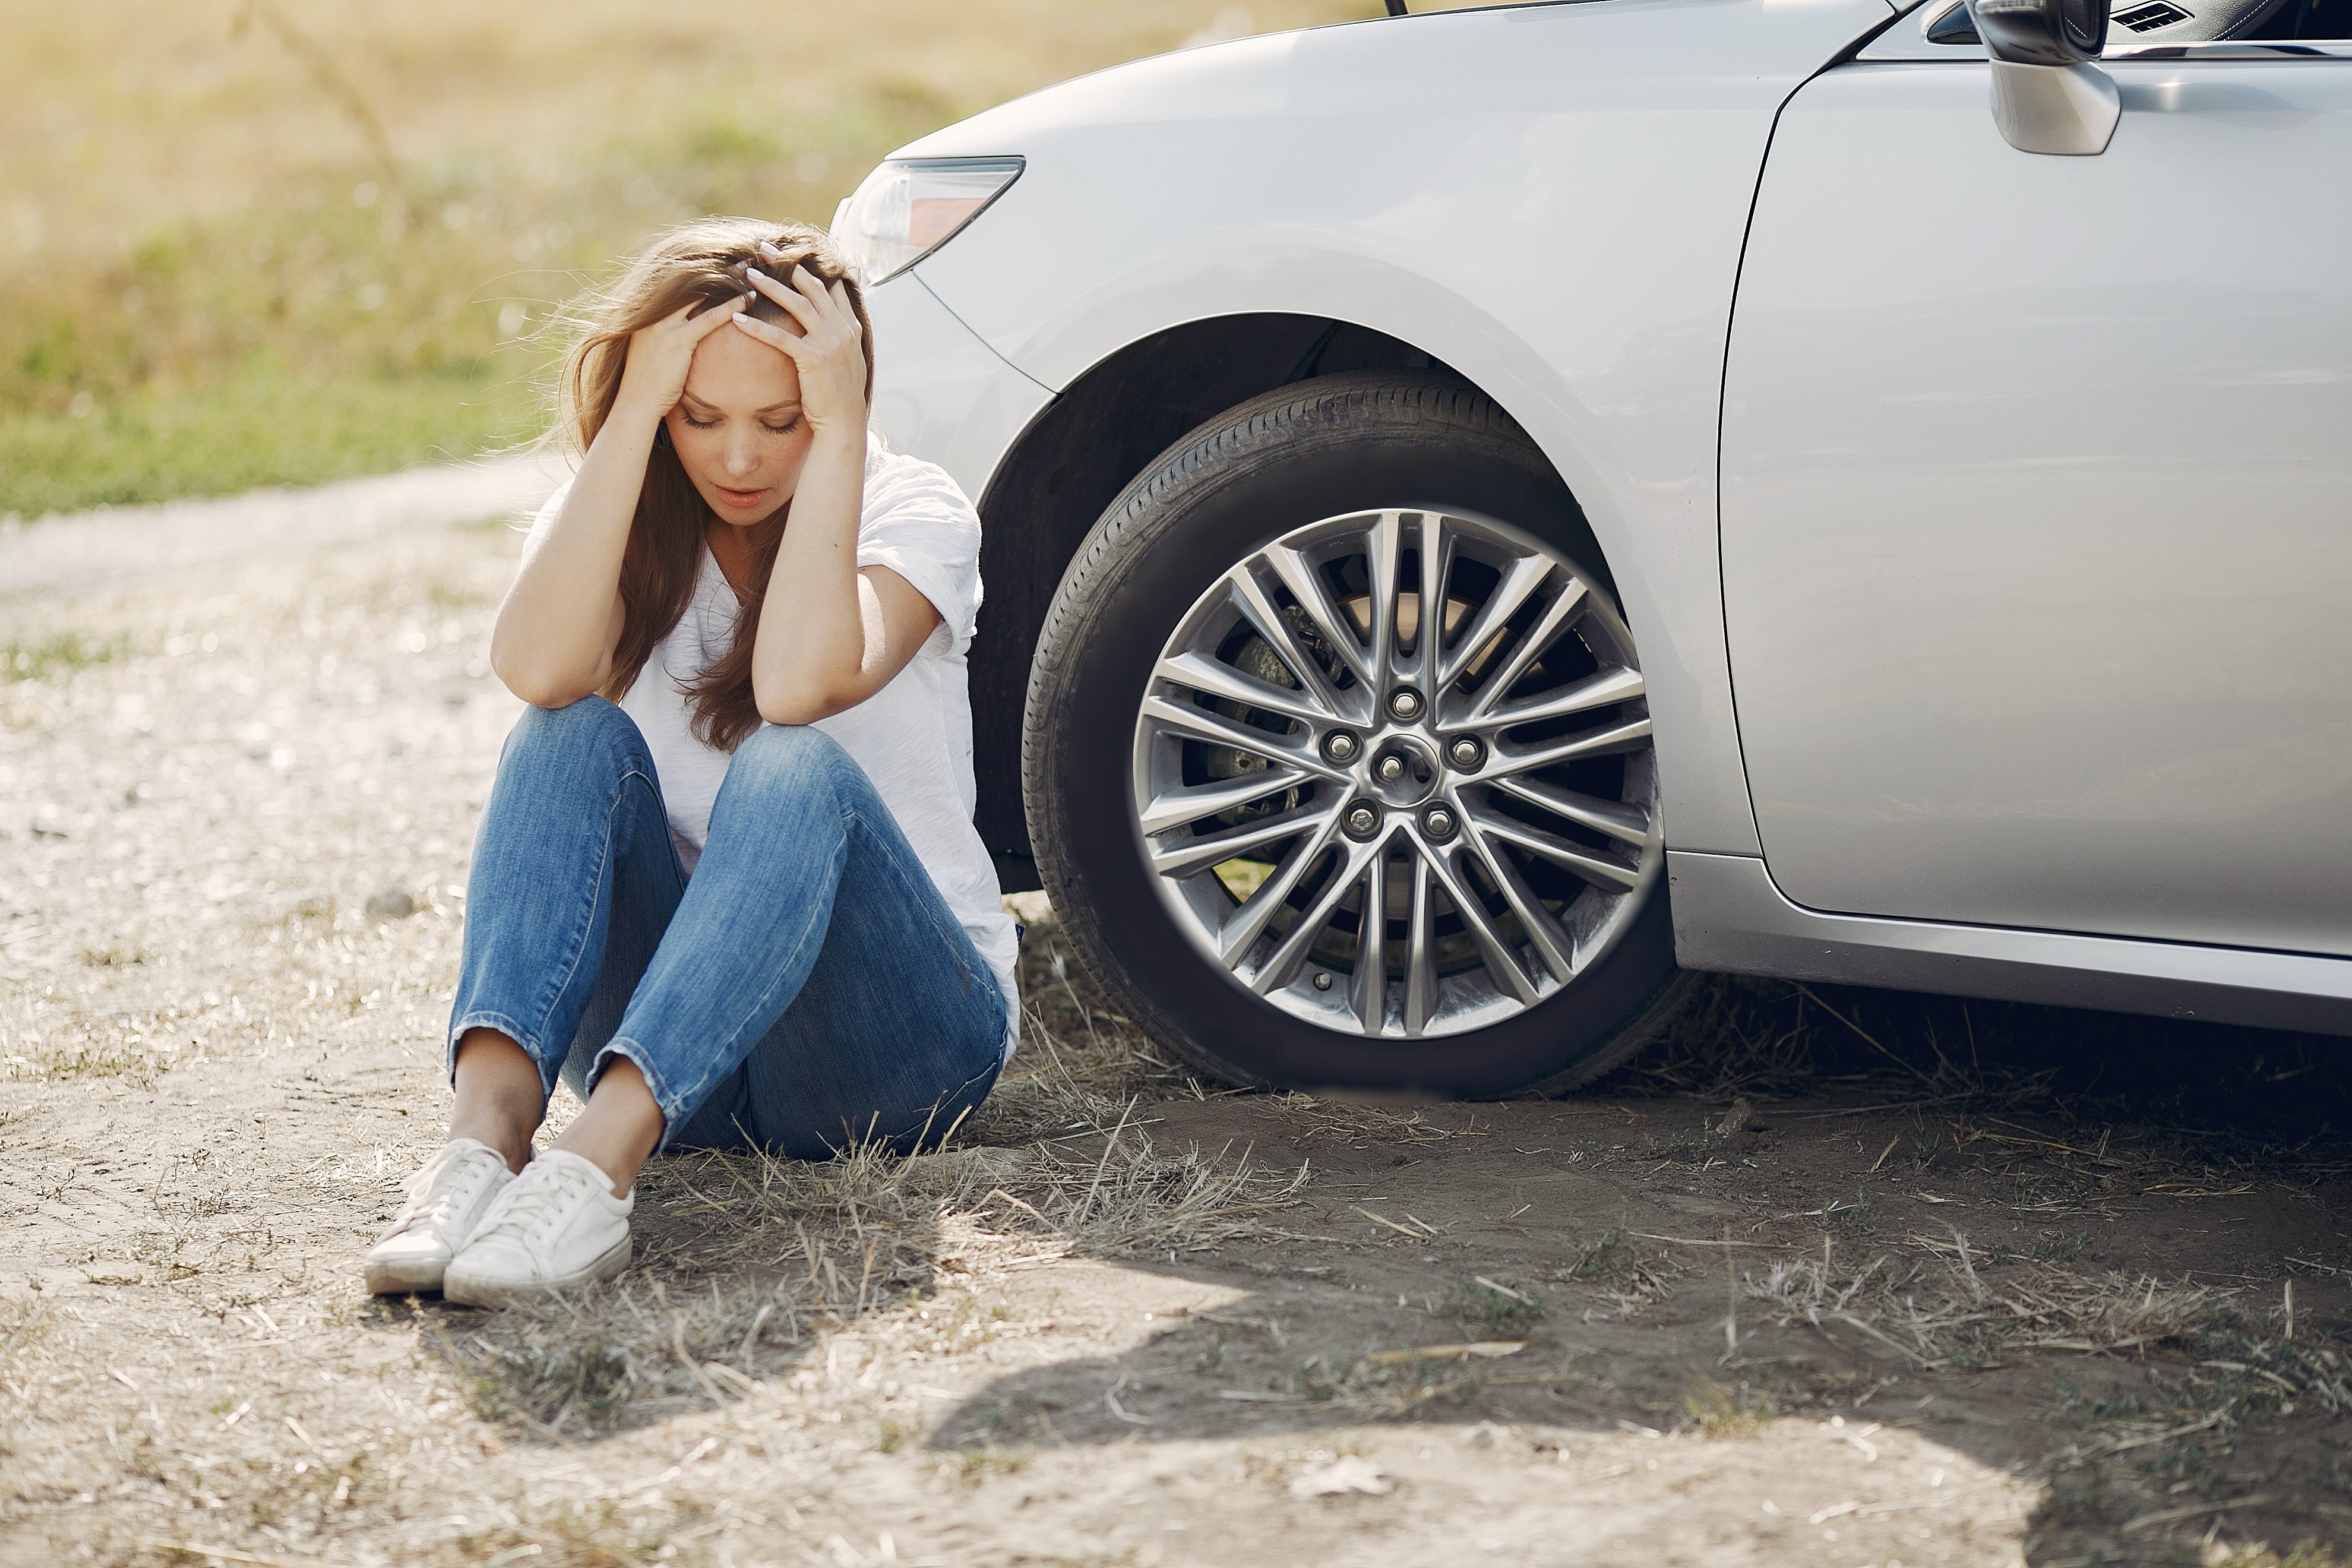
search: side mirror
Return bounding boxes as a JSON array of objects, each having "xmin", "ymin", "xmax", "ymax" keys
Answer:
[{"xmin": 1967, "ymin": 0, "xmax": 2121, "ymax": 154}]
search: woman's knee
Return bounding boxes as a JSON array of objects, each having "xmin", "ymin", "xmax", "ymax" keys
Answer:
[
  {"xmin": 725, "ymin": 723, "xmax": 857, "ymax": 802},
  {"xmin": 500, "ymin": 696, "xmax": 648, "ymax": 776}
]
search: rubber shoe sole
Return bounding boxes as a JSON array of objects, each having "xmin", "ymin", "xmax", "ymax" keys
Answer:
[
  {"xmin": 442, "ymin": 1235, "xmax": 631, "ymax": 1309},
  {"xmin": 362, "ymin": 1252, "xmax": 453, "ymax": 1297}
]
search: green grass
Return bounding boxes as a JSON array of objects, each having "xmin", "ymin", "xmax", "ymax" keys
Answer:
[
  {"xmin": 1446, "ymin": 1276, "xmax": 1544, "ymax": 1336},
  {"xmin": 2, "ymin": 630, "xmax": 128, "ymax": 682},
  {"xmin": 0, "ymin": 363, "xmax": 530, "ymax": 516},
  {"xmin": 1, "ymin": 0, "xmax": 1372, "ymax": 517}
]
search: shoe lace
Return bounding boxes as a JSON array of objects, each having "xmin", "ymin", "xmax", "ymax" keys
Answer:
[
  {"xmin": 394, "ymin": 1145, "xmax": 503, "ymax": 1235},
  {"xmin": 473, "ymin": 1159, "xmax": 598, "ymax": 1247}
]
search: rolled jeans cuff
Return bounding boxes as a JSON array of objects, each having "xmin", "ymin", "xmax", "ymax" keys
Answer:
[
  {"xmin": 588, "ymin": 1036, "xmax": 688, "ymax": 1146},
  {"xmin": 447, "ymin": 1009, "xmax": 563, "ymax": 1102}
]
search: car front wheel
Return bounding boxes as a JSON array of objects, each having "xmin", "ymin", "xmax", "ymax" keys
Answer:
[{"xmin": 1023, "ymin": 374, "xmax": 1693, "ymax": 1096}]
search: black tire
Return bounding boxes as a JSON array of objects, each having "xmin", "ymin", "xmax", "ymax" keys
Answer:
[{"xmin": 1022, "ymin": 374, "xmax": 1696, "ymax": 1097}]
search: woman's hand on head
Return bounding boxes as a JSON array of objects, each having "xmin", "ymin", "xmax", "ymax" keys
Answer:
[
  {"xmin": 733, "ymin": 249, "xmax": 868, "ymax": 437},
  {"xmin": 612, "ymin": 295, "xmax": 747, "ymax": 426}
]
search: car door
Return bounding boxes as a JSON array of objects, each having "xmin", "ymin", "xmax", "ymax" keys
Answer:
[{"xmin": 1715, "ymin": 40, "xmax": 2352, "ymax": 957}]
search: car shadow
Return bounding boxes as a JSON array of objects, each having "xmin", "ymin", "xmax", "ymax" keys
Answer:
[{"xmin": 388, "ymin": 966, "xmax": 2352, "ymax": 1562}]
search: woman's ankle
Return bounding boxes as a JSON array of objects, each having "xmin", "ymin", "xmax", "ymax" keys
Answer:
[
  {"xmin": 447, "ymin": 1115, "xmax": 537, "ymax": 1175},
  {"xmin": 552, "ymin": 1057, "xmax": 665, "ymax": 1194},
  {"xmin": 450, "ymin": 1028, "xmax": 547, "ymax": 1173}
]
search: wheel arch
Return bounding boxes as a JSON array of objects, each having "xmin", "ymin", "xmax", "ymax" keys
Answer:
[{"xmin": 969, "ymin": 311, "xmax": 1562, "ymax": 887}]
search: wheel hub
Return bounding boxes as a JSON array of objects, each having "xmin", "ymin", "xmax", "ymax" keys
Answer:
[
  {"xmin": 1131, "ymin": 507, "xmax": 1662, "ymax": 1041},
  {"xmin": 1362, "ymin": 734, "xmax": 1440, "ymax": 808}
]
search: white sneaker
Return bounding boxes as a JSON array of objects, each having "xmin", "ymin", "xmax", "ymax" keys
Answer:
[
  {"xmin": 442, "ymin": 1148, "xmax": 633, "ymax": 1308},
  {"xmin": 363, "ymin": 1137, "xmax": 517, "ymax": 1295}
]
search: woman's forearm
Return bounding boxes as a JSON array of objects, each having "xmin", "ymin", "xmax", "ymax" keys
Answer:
[
  {"xmin": 489, "ymin": 400, "xmax": 662, "ymax": 706},
  {"xmin": 748, "ymin": 425, "xmax": 872, "ymax": 725}
]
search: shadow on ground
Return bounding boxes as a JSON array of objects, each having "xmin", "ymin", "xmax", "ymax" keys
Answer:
[{"xmin": 401, "ymin": 930, "xmax": 2352, "ymax": 1566}]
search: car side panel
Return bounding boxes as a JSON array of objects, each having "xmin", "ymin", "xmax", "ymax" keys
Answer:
[
  {"xmin": 1672, "ymin": 851, "xmax": 2352, "ymax": 1035},
  {"xmin": 1719, "ymin": 61, "xmax": 2352, "ymax": 957},
  {"xmin": 892, "ymin": 0, "xmax": 1898, "ymax": 860}
]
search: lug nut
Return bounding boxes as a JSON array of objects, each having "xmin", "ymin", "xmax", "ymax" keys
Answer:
[
  {"xmin": 1312, "ymin": 971, "xmax": 1333, "ymax": 991},
  {"xmin": 1387, "ymin": 688, "xmax": 1424, "ymax": 722},
  {"xmin": 1322, "ymin": 731, "xmax": 1361, "ymax": 764},
  {"xmin": 1343, "ymin": 803, "xmax": 1380, "ymax": 839},
  {"xmin": 1447, "ymin": 736, "xmax": 1484, "ymax": 770},
  {"xmin": 1421, "ymin": 804, "xmax": 1458, "ymax": 840},
  {"xmin": 1376, "ymin": 754, "xmax": 1405, "ymax": 783}
]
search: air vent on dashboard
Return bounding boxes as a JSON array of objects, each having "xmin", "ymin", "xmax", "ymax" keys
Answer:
[{"xmin": 2112, "ymin": 1, "xmax": 2193, "ymax": 27}]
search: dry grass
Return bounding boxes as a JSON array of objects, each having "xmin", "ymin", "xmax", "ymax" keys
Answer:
[
  {"xmin": 1614, "ymin": 974, "xmax": 2352, "ymax": 1183},
  {"xmin": 1744, "ymin": 1228, "xmax": 2352, "ymax": 1411},
  {"xmin": 436, "ymin": 987, "xmax": 1312, "ymax": 1440},
  {"xmin": 0, "ymin": 1294, "xmax": 50, "ymax": 1426},
  {"xmin": 1444, "ymin": 1276, "xmax": 1543, "ymax": 1338},
  {"xmin": 1616, "ymin": 973, "xmax": 2062, "ymax": 1110},
  {"xmin": 1746, "ymin": 1240, "xmax": 2208, "ymax": 1371},
  {"xmin": 1275, "ymin": 1340, "xmax": 1569, "ymax": 1422},
  {"xmin": 2206, "ymin": 1544, "xmax": 2348, "ymax": 1568},
  {"xmin": 1270, "ymin": 1092, "xmax": 1486, "ymax": 1150},
  {"xmin": 1681, "ymin": 1373, "xmax": 1781, "ymax": 1439}
]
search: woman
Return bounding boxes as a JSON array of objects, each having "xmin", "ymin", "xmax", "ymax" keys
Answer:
[{"xmin": 363, "ymin": 218, "xmax": 1018, "ymax": 1308}]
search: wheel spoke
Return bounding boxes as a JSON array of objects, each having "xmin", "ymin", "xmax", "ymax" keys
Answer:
[
  {"xmin": 1363, "ymin": 510, "xmax": 1404, "ymax": 695},
  {"xmin": 1437, "ymin": 551, "xmax": 1550, "ymax": 693},
  {"xmin": 1489, "ymin": 713, "xmax": 1654, "ymax": 776},
  {"xmin": 1464, "ymin": 577, "xmax": 1589, "ymax": 721},
  {"xmin": 1148, "ymin": 799, "xmax": 1337, "ymax": 880},
  {"xmin": 1464, "ymin": 799, "xmax": 1642, "ymax": 893},
  {"xmin": 1396, "ymin": 511, "xmax": 1449, "ymax": 683},
  {"xmin": 1155, "ymin": 649, "xmax": 1334, "ymax": 728},
  {"xmin": 1482, "ymin": 665, "xmax": 1645, "ymax": 731},
  {"xmin": 1217, "ymin": 807, "xmax": 1346, "ymax": 967},
  {"xmin": 1350, "ymin": 843, "xmax": 1390, "ymax": 1033},
  {"xmin": 1487, "ymin": 774, "xmax": 1652, "ymax": 846},
  {"xmin": 1462, "ymin": 820, "xmax": 1579, "ymax": 985},
  {"xmin": 1138, "ymin": 765, "xmax": 1311, "ymax": 836},
  {"xmin": 1226, "ymin": 568, "xmax": 1352, "ymax": 719},
  {"xmin": 1418, "ymin": 839, "xmax": 1541, "ymax": 1006},
  {"xmin": 1265, "ymin": 542, "xmax": 1371, "ymax": 687},
  {"xmin": 1403, "ymin": 852, "xmax": 1439, "ymax": 1035},
  {"xmin": 1139, "ymin": 693, "xmax": 1331, "ymax": 774},
  {"xmin": 1249, "ymin": 834, "xmax": 1381, "ymax": 995}
]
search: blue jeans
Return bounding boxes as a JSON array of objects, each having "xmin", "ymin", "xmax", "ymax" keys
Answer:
[{"xmin": 445, "ymin": 697, "xmax": 1007, "ymax": 1158}]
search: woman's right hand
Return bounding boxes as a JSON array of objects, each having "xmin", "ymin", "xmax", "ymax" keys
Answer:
[
  {"xmin": 491, "ymin": 291, "xmax": 741, "ymax": 708},
  {"xmin": 611, "ymin": 293, "xmax": 747, "ymax": 425}
]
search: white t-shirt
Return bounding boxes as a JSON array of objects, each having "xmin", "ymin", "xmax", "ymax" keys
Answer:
[{"xmin": 526, "ymin": 432, "xmax": 1019, "ymax": 1060}]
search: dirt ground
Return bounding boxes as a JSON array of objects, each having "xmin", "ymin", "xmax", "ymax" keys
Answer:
[{"xmin": 3, "ymin": 472, "xmax": 2350, "ymax": 1568}]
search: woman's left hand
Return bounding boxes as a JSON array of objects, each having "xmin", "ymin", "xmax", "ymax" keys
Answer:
[{"xmin": 734, "ymin": 251, "xmax": 868, "ymax": 436}]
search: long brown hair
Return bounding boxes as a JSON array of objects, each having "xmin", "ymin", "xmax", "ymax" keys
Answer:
[{"xmin": 557, "ymin": 217, "xmax": 875, "ymax": 752}]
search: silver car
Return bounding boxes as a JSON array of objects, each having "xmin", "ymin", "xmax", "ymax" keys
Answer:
[{"xmin": 830, "ymin": 0, "xmax": 2352, "ymax": 1095}]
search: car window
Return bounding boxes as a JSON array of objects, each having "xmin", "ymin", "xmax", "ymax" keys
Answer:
[
  {"xmin": 2244, "ymin": 0, "xmax": 2352, "ymax": 36},
  {"xmin": 1905, "ymin": 0, "xmax": 2352, "ymax": 46}
]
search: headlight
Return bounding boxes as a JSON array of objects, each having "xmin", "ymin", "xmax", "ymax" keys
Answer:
[{"xmin": 831, "ymin": 157, "xmax": 1025, "ymax": 286}]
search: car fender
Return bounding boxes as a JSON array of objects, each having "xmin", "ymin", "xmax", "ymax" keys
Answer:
[{"xmin": 900, "ymin": 0, "xmax": 1896, "ymax": 858}]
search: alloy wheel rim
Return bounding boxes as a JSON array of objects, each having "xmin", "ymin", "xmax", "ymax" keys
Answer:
[{"xmin": 1129, "ymin": 507, "xmax": 1663, "ymax": 1041}]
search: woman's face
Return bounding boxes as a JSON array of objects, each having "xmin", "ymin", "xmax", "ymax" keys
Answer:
[{"xmin": 663, "ymin": 316, "xmax": 813, "ymax": 529}]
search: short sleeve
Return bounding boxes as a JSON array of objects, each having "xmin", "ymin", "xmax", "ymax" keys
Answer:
[
  {"xmin": 856, "ymin": 435, "xmax": 984, "ymax": 660},
  {"xmin": 520, "ymin": 476, "xmax": 574, "ymax": 551}
]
